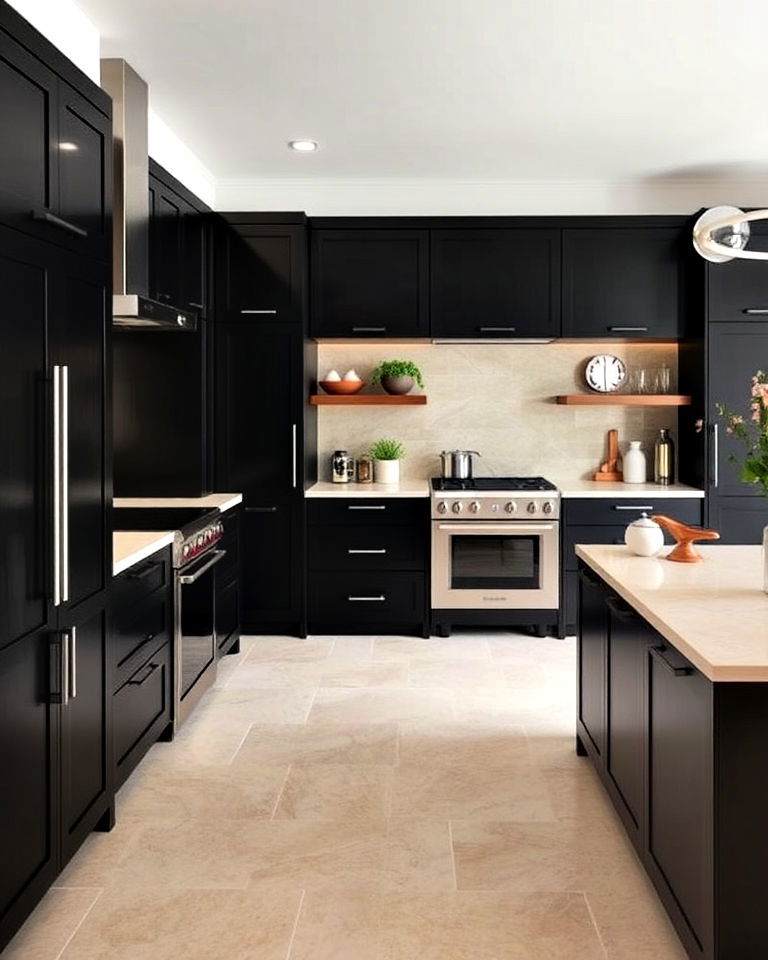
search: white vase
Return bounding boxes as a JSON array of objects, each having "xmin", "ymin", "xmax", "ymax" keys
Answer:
[
  {"xmin": 623, "ymin": 441, "xmax": 647, "ymax": 484},
  {"xmin": 374, "ymin": 458, "xmax": 400, "ymax": 484},
  {"xmin": 763, "ymin": 524, "xmax": 768, "ymax": 594}
]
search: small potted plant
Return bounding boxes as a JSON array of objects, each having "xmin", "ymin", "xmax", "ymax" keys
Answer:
[
  {"xmin": 370, "ymin": 359, "xmax": 424, "ymax": 396},
  {"xmin": 370, "ymin": 437, "xmax": 405, "ymax": 484}
]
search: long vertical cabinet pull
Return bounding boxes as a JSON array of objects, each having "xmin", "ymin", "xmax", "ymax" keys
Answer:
[
  {"xmin": 68, "ymin": 627, "xmax": 77, "ymax": 699},
  {"xmin": 292, "ymin": 423, "xmax": 298, "ymax": 489},
  {"xmin": 52, "ymin": 366, "xmax": 62, "ymax": 606},
  {"xmin": 60, "ymin": 365, "xmax": 69, "ymax": 603},
  {"xmin": 712, "ymin": 423, "xmax": 719, "ymax": 489}
]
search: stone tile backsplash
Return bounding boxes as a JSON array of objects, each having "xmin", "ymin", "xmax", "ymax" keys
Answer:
[{"xmin": 316, "ymin": 342, "xmax": 680, "ymax": 482}]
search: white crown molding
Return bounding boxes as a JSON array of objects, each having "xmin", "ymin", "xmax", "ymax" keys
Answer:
[{"xmin": 214, "ymin": 177, "xmax": 768, "ymax": 216}]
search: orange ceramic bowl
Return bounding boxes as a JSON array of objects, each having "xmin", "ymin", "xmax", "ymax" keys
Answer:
[{"xmin": 319, "ymin": 379, "xmax": 366, "ymax": 395}]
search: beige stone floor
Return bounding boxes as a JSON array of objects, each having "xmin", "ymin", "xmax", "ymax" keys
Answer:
[{"xmin": 5, "ymin": 631, "xmax": 687, "ymax": 960}]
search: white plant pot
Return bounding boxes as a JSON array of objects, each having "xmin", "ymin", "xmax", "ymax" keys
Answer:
[{"xmin": 374, "ymin": 459, "xmax": 400, "ymax": 484}]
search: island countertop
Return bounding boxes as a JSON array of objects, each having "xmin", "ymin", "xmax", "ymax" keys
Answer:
[
  {"xmin": 576, "ymin": 544, "xmax": 768, "ymax": 682},
  {"xmin": 113, "ymin": 530, "xmax": 175, "ymax": 576}
]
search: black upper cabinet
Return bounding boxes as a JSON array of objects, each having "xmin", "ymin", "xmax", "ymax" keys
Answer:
[
  {"xmin": 0, "ymin": 29, "xmax": 109, "ymax": 259},
  {"xmin": 148, "ymin": 182, "xmax": 182, "ymax": 307},
  {"xmin": 707, "ymin": 219, "xmax": 768, "ymax": 321},
  {"xmin": 431, "ymin": 229, "xmax": 561, "ymax": 338},
  {"xmin": 216, "ymin": 221, "xmax": 305, "ymax": 323},
  {"xmin": 563, "ymin": 227, "xmax": 684, "ymax": 338},
  {"xmin": 310, "ymin": 229, "xmax": 429, "ymax": 337}
]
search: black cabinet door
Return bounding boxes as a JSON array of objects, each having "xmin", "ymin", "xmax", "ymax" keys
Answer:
[
  {"xmin": 431, "ymin": 229, "xmax": 561, "ymax": 338},
  {"xmin": 218, "ymin": 224, "xmax": 304, "ymax": 323},
  {"xmin": 0, "ymin": 230, "xmax": 52, "ymax": 656},
  {"xmin": 50, "ymin": 253, "xmax": 109, "ymax": 608},
  {"xmin": 563, "ymin": 228, "xmax": 683, "ymax": 338},
  {"xmin": 0, "ymin": 30, "xmax": 58, "ymax": 242},
  {"xmin": 149, "ymin": 183, "xmax": 183, "ymax": 307},
  {"xmin": 215, "ymin": 323, "xmax": 302, "ymax": 497},
  {"xmin": 577, "ymin": 567, "xmax": 607, "ymax": 758},
  {"xmin": 707, "ymin": 495, "xmax": 767, "ymax": 545},
  {"xmin": 310, "ymin": 229, "xmax": 429, "ymax": 337},
  {"xmin": 647, "ymin": 644, "xmax": 713, "ymax": 953},
  {"xmin": 241, "ymin": 498, "xmax": 303, "ymax": 630},
  {"xmin": 0, "ymin": 631, "xmax": 58, "ymax": 949},
  {"xmin": 606, "ymin": 597, "xmax": 649, "ymax": 845},
  {"xmin": 182, "ymin": 202, "xmax": 207, "ymax": 315},
  {"xmin": 707, "ymin": 219, "xmax": 768, "ymax": 321},
  {"xmin": 59, "ymin": 596, "xmax": 109, "ymax": 863},
  {"xmin": 55, "ymin": 82, "xmax": 110, "ymax": 260}
]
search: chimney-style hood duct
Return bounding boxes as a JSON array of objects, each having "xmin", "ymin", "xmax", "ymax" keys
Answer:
[{"xmin": 100, "ymin": 58, "xmax": 196, "ymax": 330}]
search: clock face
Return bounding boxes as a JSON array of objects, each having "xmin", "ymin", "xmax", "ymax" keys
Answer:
[{"xmin": 585, "ymin": 354, "xmax": 627, "ymax": 393}]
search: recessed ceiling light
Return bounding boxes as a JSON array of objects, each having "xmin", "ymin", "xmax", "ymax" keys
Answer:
[
  {"xmin": 59, "ymin": 141, "xmax": 79, "ymax": 152},
  {"xmin": 288, "ymin": 139, "xmax": 318, "ymax": 152}
]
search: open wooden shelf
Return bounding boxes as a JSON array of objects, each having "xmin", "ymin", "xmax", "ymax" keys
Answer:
[
  {"xmin": 555, "ymin": 394, "xmax": 691, "ymax": 406},
  {"xmin": 310, "ymin": 394, "xmax": 427, "ymax": 406}
]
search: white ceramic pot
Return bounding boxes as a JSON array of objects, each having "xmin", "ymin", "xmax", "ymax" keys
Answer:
[
  {"xmin": 623, "ymin": 440, "xmax": 647, "ymax": 484},
  {"xmin": 625, "ymin": 512, "xmax": 664, "ymax": 557},
  {"xmin": 374, "ymin": 458, "xmax": 400, "ymax": 484}
]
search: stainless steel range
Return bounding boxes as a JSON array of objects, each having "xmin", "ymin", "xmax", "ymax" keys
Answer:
[
  {"xmin": 430, "ymin": 477, "xmax": 560, "ymax": 636},
  {"xmin": 113, "ymin": 507, "xmax": 226, "ymax": 727}
]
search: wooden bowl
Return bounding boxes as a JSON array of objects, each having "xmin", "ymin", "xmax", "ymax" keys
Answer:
[{"xmin": 319, "ymin": 379, "xmax": 365, "ymax": 395}]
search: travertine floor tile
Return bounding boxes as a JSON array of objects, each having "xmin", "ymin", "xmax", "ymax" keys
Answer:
[
  {"xmin": 3, "ymin": 887, "xmax": 102, "ymax": 960},
  {"xmin": 372, "ymin": 635, "xmax": 492, "ymax": 662},
  {"xmin": 320, "ymin": 660, "xmax": 409, "ymax": 687},
  {"xmin": 234, "ymin": 722, "xmax": 399, "ymax": 767},
  {"xmin": 327, "ymin": 635, "xmax": 374, "ymax": 661},
  {"xmin": 199, "ymin": 686, "xmax": 317, "ymax": 723},
  {"xmin": 274, "ymin": 764, "xmax": 393, "ymax": 820},
  {"xmin": 289, "ymin": 891, "xmax": 606, "ymax": 960},
  {"xmin": 55, "ymin": 821, "xmax": 154, "ymax": 888},
  {"xmin": 408, "ymin": 659, "xmax": 507, "ymax": 688},
  {"xmin": 243, "ymin": 636, "xmax": 333, "ymax": 662},
  {"xmin": 587, "ymin": 890, "xmax": 689, "ymax": 959},
  {"xmin": 397, "ymin": 721, "xmax": 529, "ymax": 767},
  {"xmin": 59, "ymin": 887, "xmax": 301, "ymax": 960},
  {"xmin": 308, "ymin": 687, "xmax": 454, "ymax": 724}
]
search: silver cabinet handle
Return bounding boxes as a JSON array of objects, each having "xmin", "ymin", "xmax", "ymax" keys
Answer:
[
  {"xmin": 348, "ymin": 505, "xmax": 386, "ymax": 510},
  {"xmin": 188, "ymin": 302, "xmax": 204, "ymax": 309},
  {"xmin": 347, "ymin": 548, "xmax": 387, "ymax": 554},
  {"xmin": 60, "ymin": 365, "xmax": 69, "ymax": 604},
  {"xmin": 292, "ymin": 423, "xmax": 297, "ymax": 489},
  {"xmin": 608, "ymin": 326, "xmax": 648, "ymax": 332},
  {"xmin": 52, "ymin": 366, "xmax": 62, "ymax": 606},
  {"xmin": 650, "ymin": 645, "xmax": 693, "ymax": 677},
  {"xmin": 50, "ymin": 635, "xmax": 68, "ymax": 705},
  {"xmin": 743, "ymin": 308, "xmax": 768, "ymax": 315},
  {"xmin": 613, "ymin": 505, "xmax": 654, "ymax": 511},
  {"xmin": 478, "ymin": 326, "xmax": 515, "ymax": 332},
  {"xmin": 240, "ymin": 309, "xmax": 277, "ymax": 314},
  {"xmin": 348, "ymin": 595, "xmax": 386, "ymax": 601},
  {"xmin": 179, "ymin": 549, "xmax": 227, "ymax": 584},
  {"xmin": 352, "ymin": 326, "xmax": 386, "ymax": 332},
  {"xmin": 32, "ymin": 208, "xmax": 88, "ymax": 238},
  {"xmin": 437, "ymin": 523, "xmax": 554, "ymax": 532},
  {"xmin": 712, "ymin": 422, "xmax": 719, "ymax": 488},
  {"xmin": 68, "ymin": 627, "xmax": 77, "ymax": 700},
  {"xmin": 61, "ymin": 631, "xmax": 70, "ymax": 706}
]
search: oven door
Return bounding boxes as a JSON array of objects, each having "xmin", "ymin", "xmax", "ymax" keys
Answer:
[
  {"xmin": 175, "ymin": 548, "xmax": 227, "ymax": 724},
  {"xmin": 431, "ymin": 521, "xmax": 559, "ymax": 609}
]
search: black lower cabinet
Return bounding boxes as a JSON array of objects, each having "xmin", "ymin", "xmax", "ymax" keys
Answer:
[
  {"xmin": 577, "ymin": 561, "xmax": 768, "ymax": 959},
  {"xmin": 307, "ymin": 498, "xmax": 429, "ymax": 636},
  {"xmin": 216, "ymin": 508, "xmax": 241, "ymax": 655}
]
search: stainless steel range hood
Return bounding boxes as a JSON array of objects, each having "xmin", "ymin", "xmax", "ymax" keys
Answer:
[{"xmin": 101, "ymin": 59, "xmax": 196, "ymax": 330}]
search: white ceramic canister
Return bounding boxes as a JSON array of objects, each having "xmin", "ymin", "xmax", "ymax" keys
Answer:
[
  {"xmin": 623, "ymin": 440, "xmax": 647, "ymax": 484},
  {"xmin": 624, "ymin": 512, "xmax": 664, "ymax": 557}
]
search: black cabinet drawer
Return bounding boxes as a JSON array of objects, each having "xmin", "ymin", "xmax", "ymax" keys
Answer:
[
  {"xmin": 114, "ymin": 643, "xmax": 171, "ymax": 784},
  {"xmin": 308, "ymin": 498, "xmax": 426, "ymax": 527},
  {"xmin": 565, "ymin": 498, "xmax": 702, "ymax": 527},
  {"xmin": 113, "ymin": 590, "xmax": 171, "ymax": 687},
  {"xmin": 309, "ymin": 572, "xmax": 425, "ymax": 624},
  {"xmin": 309, "ymin": 524, "xmax": 425, "ymax": 571},
  {"xmin": 564, "ymin": 525, "xmax": 630, "ymax": 570},
  {"xmin": 113, "ymin": 551, "xmax": 171, "ymax": 614}
]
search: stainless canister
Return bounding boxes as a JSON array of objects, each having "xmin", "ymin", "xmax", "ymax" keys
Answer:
[{"xmin": 332, "ymin": 450, "xmax": 354, "ymax": 483}]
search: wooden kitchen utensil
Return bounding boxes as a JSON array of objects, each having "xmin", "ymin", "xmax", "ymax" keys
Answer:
[
  {"xmin": 651, "ymin": 514, "xmax": 720, "ymax": 562},
  {"xmin": 594, "ymin": 429, "xmax": 623, "ymax": 481}
]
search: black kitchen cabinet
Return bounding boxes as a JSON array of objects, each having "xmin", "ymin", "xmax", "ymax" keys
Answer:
[
  {"xmin": 431, "ymin": 229, "xmax": 561, "ymax": 339},
  {"xmin": 307, "ymin": 498, "xmax": 429, "ymax": 635},
  {"xmin": 577, "ymin": 567, "xmax": 607, "ymax": 759},
  {"xmin": 563, "ymin": 227, "xmax": 685, "ymax": 338},
  {"xmin": 216, "ymin": 507, "xmax": 241, "ymax": 655},
  {"xmin": 148, "ymin": 177, "xmax": 182, "ymax": 307},
  {"xmin": 706, "ymin": 218, "xmax": 768, "ymax": 321},
  {"xmin": 310, "ymin": 229, "xmax": 429, "ymax": 337},
  {"xmin": 216, "ymin": 219, "xmax": 305, "ymax": 323}
]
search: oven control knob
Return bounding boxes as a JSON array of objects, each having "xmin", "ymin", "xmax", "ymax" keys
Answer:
[
  {"xmin": 452, "ymin": 501, "xmax": 463, "ymax": 514},
  {"xmin": 527, "ymin": 501, "xmax": 538, "ymax": 514},
  {"xmin": 505, "ymin": 501, "xmax": 517, "ymax": 514},
  {"xmin": 197, "ymin": 535, "xmax": 204, "ymax": 547},
  {"xmin": 437, "ymin": 501, "xmax": 448, "ymax": 514},
  {"xmin": 470, "ymin": 501, "xmax": 481, "ymax": 514},
  {"xmin": 542, "ymin": 500, "xmax": 554, "ymax": 515},
  {"xmin": 183, "ymin": 544, "xmax": 190, "ymax": 557}
]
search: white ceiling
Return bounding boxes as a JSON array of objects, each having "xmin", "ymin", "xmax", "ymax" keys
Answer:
[{"xmin": 77, "ymin": 0, "xmax": 768, "ymax": 183}]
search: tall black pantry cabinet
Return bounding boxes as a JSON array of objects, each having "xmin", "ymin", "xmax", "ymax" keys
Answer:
[
  {"xmin": 213, "ymin": 214, "xmax": 316, "ymax": 635},
  {"xmin": 0, "ymin": 3, "xmax": 112, "ymax": 951}
]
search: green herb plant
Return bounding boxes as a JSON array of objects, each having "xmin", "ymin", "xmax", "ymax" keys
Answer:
[
  {"xmin": 369, "ymin": 437, "xmax": 405, "ymax": 461},
  {"xmin": 370, "ymin": 359, "xmax": 425, "ymax": 388}
]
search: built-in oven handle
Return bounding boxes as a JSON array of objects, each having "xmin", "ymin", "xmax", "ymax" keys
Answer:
[
  {"xmin": 178, "ymin": 549, "xmax": 227, "ymax": 584},
  {"xmin": 436, "ymin": 523, "xmax": 555, "ymax": 532}
]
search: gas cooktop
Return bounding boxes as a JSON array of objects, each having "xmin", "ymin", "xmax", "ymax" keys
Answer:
[{"xmin": 431, "ymin": 476, "xmax": 558, "ymax": 492}]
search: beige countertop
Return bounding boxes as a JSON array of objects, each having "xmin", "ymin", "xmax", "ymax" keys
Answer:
[
  {"xmin": 576, "ymin": 544, "xmax": 768, "ymax": 682},
  {"xmin": 555, "ymin": 479, "xmax": 705, "ymax": 499},
  {"xmin": 113, "ymin": 493, "xmax": 243, "ymax": 513},
  {"xmin": 305, "ymin": 480, "xmax": 430, "ymax": 498},
  {"xmin": 113, "ymin": 531, "xmax": 175, "ymax": 577}
]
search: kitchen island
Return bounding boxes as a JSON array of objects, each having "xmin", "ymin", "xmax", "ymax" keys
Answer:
[{"xmin": 575, "ymin": 544, "xmax": 768, "ymax": 960}]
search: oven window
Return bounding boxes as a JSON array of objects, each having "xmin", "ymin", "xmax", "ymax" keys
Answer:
[{"xmin": 450, "ymin": 534, "xmax": 540, "ymax": 590}]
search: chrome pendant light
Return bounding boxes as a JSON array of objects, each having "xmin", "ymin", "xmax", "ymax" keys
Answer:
[{"xmin": 693, "ymin": 205, "xmax": 768, "ymax": 263}]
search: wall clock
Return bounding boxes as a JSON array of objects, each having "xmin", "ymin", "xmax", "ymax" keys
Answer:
[{"xmin": 585, "ymin": 354, "xmax": 627, "ymax": 393}]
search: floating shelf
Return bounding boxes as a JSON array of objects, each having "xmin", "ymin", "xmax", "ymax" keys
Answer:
[
  {"xmin": 310, "ymin": 394, "xmax": 428, "ymax": 406},
  {"xmin": 555, "ymin": 394, "xmax": 691, "ymax": 406}
]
